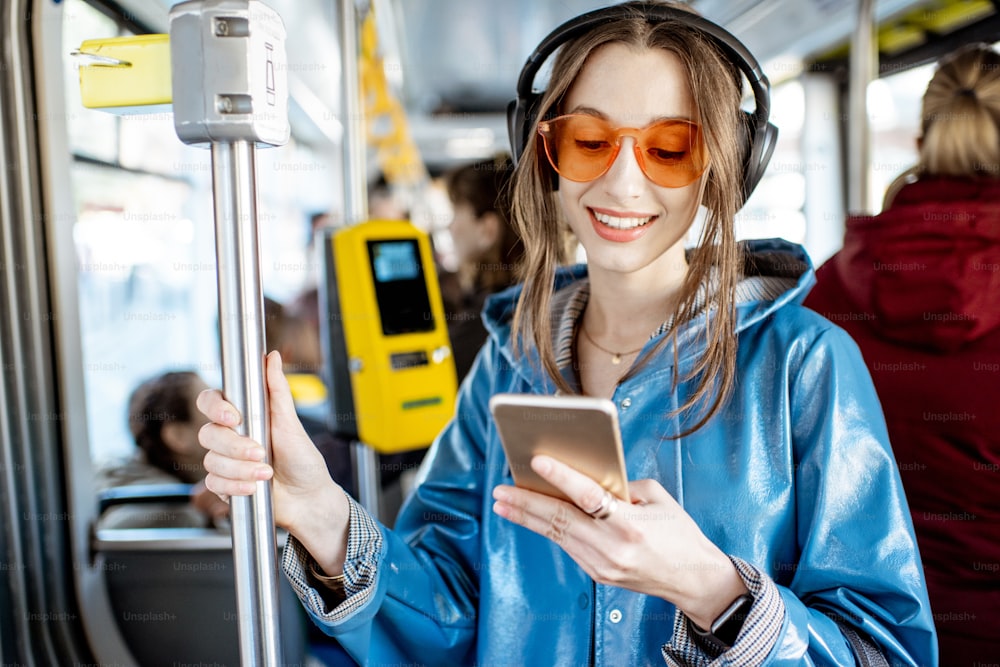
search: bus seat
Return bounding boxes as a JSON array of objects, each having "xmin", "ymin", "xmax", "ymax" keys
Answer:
[
  {"xmin": 93, "ymin": 485, "xmax": 309, "ymax": 666},
  {"xmin": 97, "ymin": 483, "xmax": 207, "ymax": 530},
  {"xmin": 98, "ymin": 482, "xmax": 194, "ymax": 513}
]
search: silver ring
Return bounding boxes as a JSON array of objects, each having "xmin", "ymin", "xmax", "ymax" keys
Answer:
[{"xmin": 584, "ymin": 491, "xmax": 617, "ymax": 520}]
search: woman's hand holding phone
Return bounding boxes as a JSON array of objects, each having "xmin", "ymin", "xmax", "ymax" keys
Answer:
[{"xmin": 489, "ymin": 393, "xmax": 748, "ymax": 630}]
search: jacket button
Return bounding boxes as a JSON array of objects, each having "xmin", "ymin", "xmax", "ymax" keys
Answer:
[
  {"xmin": 578, "ymin": 593, "xmax": 589, "ymax": 609},
  {"xmin": 609, "ymin": 609, "xmax": 622, "ymax": 623},
  {"xmin": 620, "ymin": 398, "xmax": 632, "ymax": 409}
]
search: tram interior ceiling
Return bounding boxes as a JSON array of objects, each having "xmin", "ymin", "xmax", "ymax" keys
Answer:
[
  {"xmin": 805, "ymin": 0, "xmax": 1000, "ymax": 75},
  {"xmin": 89, "ymin": 0, "xmax": 1000, "ymax": 172},
  {"xmin": 363, "ymin": 0, "xmax": 1000, "ymax": 170}
]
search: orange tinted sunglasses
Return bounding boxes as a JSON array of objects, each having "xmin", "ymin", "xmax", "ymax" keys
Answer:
[{"xmin": 537, "ymin": 114, "xmax": 708, "ymax": 188}]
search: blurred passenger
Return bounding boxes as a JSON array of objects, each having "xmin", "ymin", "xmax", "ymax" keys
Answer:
[
  {"xmin": 368, "ymin": 172, "xmax": 410, "ymax": 221},
  {"xmin": 289, "ymin": 211, "xmax": 339, "ymax": 336},
  {"xmin": 265, "ymin": 295, "xmax": 323, "ymax": 377},
  {"xmin": 805, "ymin": 43, "xmax": 1000, "ymax": 664},
  {"xmin": 439, "ymin": 154, "xmax": 525, "ymax": 381},
  {"xmin": 98, "ymin": 370, "xmax": 229, "ymax": 528},
  {"xmin": 265, "ymin": 296, "xmax": 357, "ymax": 497}
]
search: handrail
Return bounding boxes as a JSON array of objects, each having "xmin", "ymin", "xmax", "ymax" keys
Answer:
[
  {"xmin": 848, "ymin": 0, "xmax": 877, "ymax": 213},
  {"xmin": 339, "ymin": 0, "xmax": 383, "ymax": 518}
]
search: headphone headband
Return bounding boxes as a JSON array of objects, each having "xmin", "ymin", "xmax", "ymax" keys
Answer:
[{"xmin": 507, "ymin": 2, "xmax": 778, "ymax": 204}]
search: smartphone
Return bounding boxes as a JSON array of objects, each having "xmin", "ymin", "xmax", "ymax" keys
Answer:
[{"xmin": 489, "ymin": 393, "xmax": 630, "ymax": 503}]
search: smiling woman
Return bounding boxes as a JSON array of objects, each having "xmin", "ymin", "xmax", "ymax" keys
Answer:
[{"xmin": 196, "ymin": 2, "xmax": 936, "ymax": 666}]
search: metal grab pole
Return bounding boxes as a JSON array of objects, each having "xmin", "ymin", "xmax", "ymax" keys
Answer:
[
  {"xmin": 212, "ymin": 140, "xmax": 282, "ymax": 666},
  {"xmin": 169, "ymin": 2, "xmax": 290, "ymax": 664},
  {"xmin": 339, "ymin": 0, "xmax": 381, "ymax": 519},
  {"xmin": 341, "ymin": 0, "xmax": 369, "ymax": 225},
  {"xmin": 848, "ymin": 0, "xmax": 877, "ymax": 214}
]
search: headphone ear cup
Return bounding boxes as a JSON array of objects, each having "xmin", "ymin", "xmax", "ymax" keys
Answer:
[
  {"xmin": 737, "ymin": 110, "xmax": 755, "ymax": 202},
  {"xmin": 739, "ymin": 114, "xmax": 779, "ymax": 204},
  {"xmin": 508, "ymin": 94, "xmax": 560, "ymax": 191},
  {"xmin": 507, "ymin": 93, "xmax": 542, "ymax": 166},
  {"xmin": 506, "ymin": 99, "xmax": 525, "ymax": 164}
]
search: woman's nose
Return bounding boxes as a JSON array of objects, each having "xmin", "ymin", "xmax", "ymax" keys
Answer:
[{"xmin": 601, "ymin": 137, "xmax": 645, "ymax": 199}]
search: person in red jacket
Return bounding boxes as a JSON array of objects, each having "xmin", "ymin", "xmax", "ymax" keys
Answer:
[{"xmin": 805, "ymin": 43, "xmax": 1000, "ymax": 666}]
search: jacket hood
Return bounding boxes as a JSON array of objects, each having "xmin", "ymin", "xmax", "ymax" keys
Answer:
[
  {"xmin": 482, "ymin": 238, "xmax": 813, "ymax": 384},
  {"xmin": 832, "ymin": 177, "xmax": 1000, "ymax": 352}
]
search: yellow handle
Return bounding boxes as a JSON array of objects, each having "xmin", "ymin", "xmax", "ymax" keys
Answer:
[{"xmin": 76, "ymin": 35, "xmax": 172, "ymax": 111}]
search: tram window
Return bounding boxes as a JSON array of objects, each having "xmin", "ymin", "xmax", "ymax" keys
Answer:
[
  {"xmin": 62, "ymin": 1, "xmax": 220, "ymax": 467},
  {"xmin": 869, "ymin": 64, "xmax": 935, "ymax": 212},
  {"xmin": 61, "ymin": 1, "xmax": 339, "ymax": 469},
  {"xmin": 735, "ymin": 80, "xmax": 807, "ymax": 246},
  {"xmin": 69, "ymin": 161, "xmax": 220, "ymax": 466},
  {"xmin": 62, "ymin": 0, "xmax": 119, "ymax": 163},
  {"xmin": 120, "ymin": 113, "xmax": 192, "ymax": 175}
]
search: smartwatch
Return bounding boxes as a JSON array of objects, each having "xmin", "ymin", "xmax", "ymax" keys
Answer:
[{"xmin": 689, "ymin": 593, "xmax": 754, "ymax": 652}]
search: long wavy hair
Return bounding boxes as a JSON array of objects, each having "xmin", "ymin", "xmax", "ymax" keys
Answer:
[
  {"xmin": 920, "ymin": 43, "xmax": 1000, "ymax": 177},
  {"xmin": 510, "ymin": 0, "xmax": 748, "ymax": 436}
]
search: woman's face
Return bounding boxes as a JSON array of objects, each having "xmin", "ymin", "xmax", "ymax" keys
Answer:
[{"xmin": 556, "ymin": 42, "xmax": 706, "ymax": 281}]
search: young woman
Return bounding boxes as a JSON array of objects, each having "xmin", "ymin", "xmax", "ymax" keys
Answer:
[{"xmin": 198, "ymin": 3, "xmax": 936, "ymax": 664}]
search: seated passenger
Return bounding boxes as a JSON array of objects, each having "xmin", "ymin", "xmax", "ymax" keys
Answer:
[{"xmin": 98, "ymin": 370, "xmax": 228, "ymax": 529}]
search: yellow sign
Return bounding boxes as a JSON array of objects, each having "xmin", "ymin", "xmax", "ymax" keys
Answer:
[{"xmin": 76, "ymin": 35, "xmax": 172, "ymax": 111}]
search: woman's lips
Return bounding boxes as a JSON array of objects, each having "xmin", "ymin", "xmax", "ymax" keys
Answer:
[{"xmin": 589, "ymin": 207, "xmax": 656, "ymax": 242}]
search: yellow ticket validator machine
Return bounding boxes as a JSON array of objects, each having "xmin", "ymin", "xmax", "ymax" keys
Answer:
[{"xmin": 323, "ymin": 219, "xmax": 456, "ymax": 453}]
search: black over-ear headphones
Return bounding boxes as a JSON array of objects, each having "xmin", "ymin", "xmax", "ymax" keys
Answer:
[{"xmin": 506, "ymin": 2, "xmax": 778, "ymax": 203}]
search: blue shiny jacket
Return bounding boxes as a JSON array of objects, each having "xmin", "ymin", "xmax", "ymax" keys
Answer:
[{"xmin": 290, "ymin": 240, "xmax": 937, "ymax": 666}]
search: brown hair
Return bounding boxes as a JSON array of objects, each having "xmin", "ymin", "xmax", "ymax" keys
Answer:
[
  {"xmin": 920, "ymin": 43, "xmax": 1000, "ymax": 177},
  {"xmin": 510, "ymin": 0, "xmax": 747, "ymax": 435},
  {"xmin": 127, "ymin": 371, "xmax": 202, "ymax": 482},
  {"xmin": 444, "ymin": 154, "xmax": 526, "ymax": 291}
]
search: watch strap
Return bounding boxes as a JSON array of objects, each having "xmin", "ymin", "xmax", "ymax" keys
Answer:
[{"xmin": 689, "ymin": 592, "xmax": 754, "ymax": 652}]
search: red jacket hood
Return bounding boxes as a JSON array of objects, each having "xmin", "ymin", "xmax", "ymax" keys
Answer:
[{"xmin": 831, "ymin": 177, "xmax": 1000, "ymax": 352}]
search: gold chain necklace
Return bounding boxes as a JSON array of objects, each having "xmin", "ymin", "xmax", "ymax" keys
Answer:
[{"xmin": 579, "ymin": 325, "xmax": 645, "ymax": 365}]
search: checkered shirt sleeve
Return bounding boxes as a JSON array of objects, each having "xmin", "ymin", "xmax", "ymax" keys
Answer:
[
  {"xmin": 661, "ymin": 556, "xmax": 784, "ymax": 666},
  {"xmin": 280, "ymin": 491, "xmax": 384, "ymax": 622}
]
